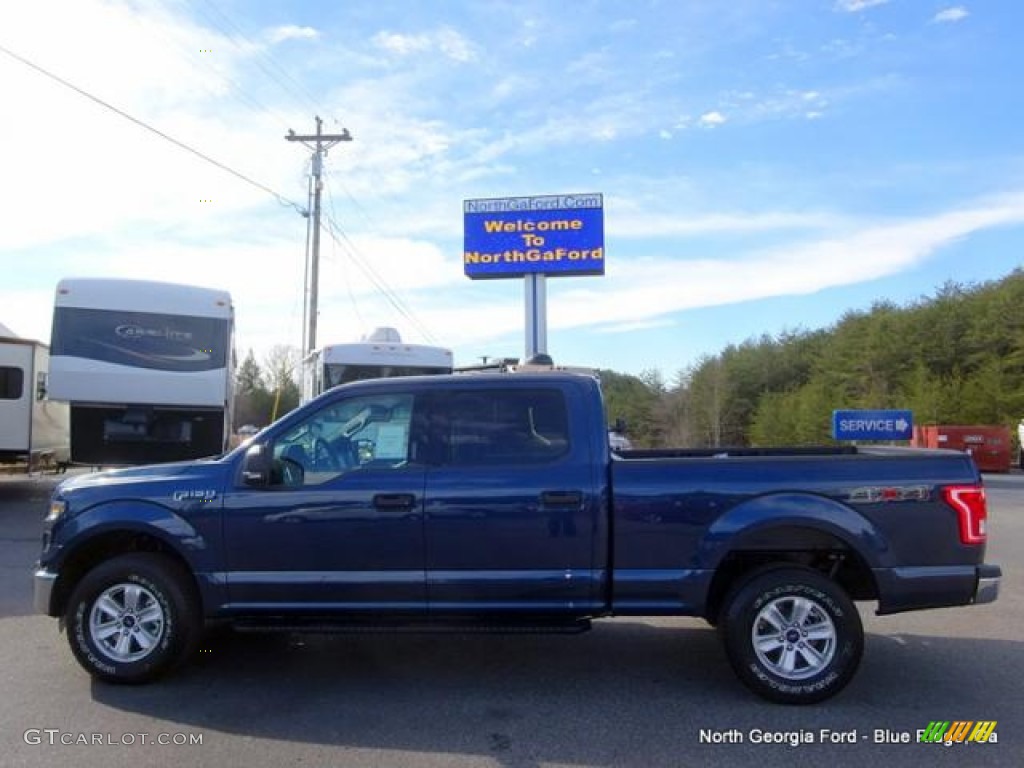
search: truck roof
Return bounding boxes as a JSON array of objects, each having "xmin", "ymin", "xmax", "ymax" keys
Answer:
[
  {"xmin": 308, "ymin": 369, "xmax": 601, "ymax": 403},
  {"xmin": 348, "ymin": 369, "xmax": 599, "ymax": 387}
]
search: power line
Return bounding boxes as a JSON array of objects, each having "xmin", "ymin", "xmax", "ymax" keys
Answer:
[
  {"xmin": 157, "ymin": 2, "xmax": 438, "ymax": 348},
  {"xmin": 319, "ymin": 167, "xmax": 439, "ymax": 344},
  {"xmin": 185, "ymin": 0, "xmax": 324, "ymax": 117},
  {"xmin": 319, "ymin": 212, "xmax": 440, "ymax": 345},
  {"xmin": 146, "ymin": 0, "xmax": 299, "ymax": 132},
  {"xmin": 324, "ymin": 163, "xmax": 381, "ymax": 233},
  {"xmin": 324, "ymin": 175, "xmax": 367, "ymax": 336},
  {"xmin": 1, "ymin": 40, "xmax": 438, "ymax": 349},
  {"xmin": 0, "ymin": 41, "xmax": 305, "ymax": 215}
]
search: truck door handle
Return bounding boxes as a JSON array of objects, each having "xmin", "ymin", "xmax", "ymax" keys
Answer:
[
  {"xmin": 373, "ymin": 493, "xmax": 416, "ymax": 510},
  {"xmin": 540, "ymin": 491, "xmax": 583, "ymax": 509}
]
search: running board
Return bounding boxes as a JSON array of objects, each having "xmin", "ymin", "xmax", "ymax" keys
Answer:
[{"xmin": 231, "ymin": 618, "xmax": 593, "ymax": 635}]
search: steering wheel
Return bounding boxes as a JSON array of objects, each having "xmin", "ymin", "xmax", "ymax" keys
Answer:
[
  {"xmin": 279, "ymin": 457, "xmax": 304, "ymax": 486},
  {"xmin": 311, "ymin": 436, "xmax": 343, "ymax": 471}
]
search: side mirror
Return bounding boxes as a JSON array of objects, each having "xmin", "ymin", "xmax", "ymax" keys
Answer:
[{"xmin": 242, "ymin": 444, "xmax": 270, "ymax": 486}]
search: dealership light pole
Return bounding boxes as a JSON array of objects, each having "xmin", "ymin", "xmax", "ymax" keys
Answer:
[{"xmin": 286, "ymin": 117, "xmax": 353, "ymax": 354}]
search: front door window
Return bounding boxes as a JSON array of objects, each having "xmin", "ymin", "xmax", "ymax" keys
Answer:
[{"xmin": 270, "ymin": 393, "xmax": 415, "ymax": 486}]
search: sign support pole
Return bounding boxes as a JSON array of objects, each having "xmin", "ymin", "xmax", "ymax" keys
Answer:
[
  {"xmin": 524, "ymin": 273, "xmax": 547, "ymax": 359},
  {"xmin": 462, "ymin": 193, "xmax": 603, "ymax": 363}
]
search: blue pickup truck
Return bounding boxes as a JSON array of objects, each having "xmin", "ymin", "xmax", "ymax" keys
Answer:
[{"xmin": 34, "ymin": 371, "xmax": 1000, "ymax": 703}]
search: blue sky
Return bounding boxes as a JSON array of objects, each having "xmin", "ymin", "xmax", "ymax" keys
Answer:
[{"xmin": 1, "ymin": 0, "xmax": 1022, "ymax": 378}]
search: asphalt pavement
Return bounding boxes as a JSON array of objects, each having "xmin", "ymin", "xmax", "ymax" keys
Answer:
[{"xmin": 0, "ymin": 469, "xmax": 1018, "ymax": 768}]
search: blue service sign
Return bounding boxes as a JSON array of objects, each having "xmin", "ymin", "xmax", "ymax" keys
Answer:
[
  {"xmin": 832, "ymin": 410, "xmax": 914, "ymax": 441},
  {"xmin": 463, "ymin": 194, "xmax": 604, "ymax": 279}
]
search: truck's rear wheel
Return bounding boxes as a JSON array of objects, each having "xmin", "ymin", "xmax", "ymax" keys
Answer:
[
  {"xmin": 65, "ymin": 554, "xmax": 200, "ymax": 684},
  {"xmin": 719, "ymin": 567, "xmax": 863, "ymax": 704}
]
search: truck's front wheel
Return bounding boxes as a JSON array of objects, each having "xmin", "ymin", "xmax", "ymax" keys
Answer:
[
  {"xmin": 65, "ymin": 554, "xmax": 200, "ymax": 684},
  {"xmin": 719, "ymin": 567, "xmax": 863, "ymax": 704}
]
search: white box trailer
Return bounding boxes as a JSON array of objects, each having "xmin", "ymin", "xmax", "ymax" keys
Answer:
[
  {"xmin": 0, "ymin": 334, "xmax": 70, "ymax": 471},
  {"xmin": 49, "ymin": 278, "xmax": 234, "ymax": 465}
]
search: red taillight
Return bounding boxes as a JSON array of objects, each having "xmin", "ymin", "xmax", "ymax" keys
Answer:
[{"xmin": 942, "ymin": 485, "xmax": 988, "ymax": 545}]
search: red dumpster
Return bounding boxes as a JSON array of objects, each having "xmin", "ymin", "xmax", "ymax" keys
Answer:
[{"xmin": 912, "ymin": 425, "xmax": 1012, "ymax": 473}]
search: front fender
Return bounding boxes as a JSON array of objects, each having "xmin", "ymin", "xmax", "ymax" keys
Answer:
[
  {"xmin": 698, "ymin": 492, "xmax": 887, "ymax": 570},
  {"xmin": 42, "ymin": 499, "xmax": 226, "ymax": 618},
  {"xmin": 50, "ymin": 500, "xmax": 212, "ymax": 570}
]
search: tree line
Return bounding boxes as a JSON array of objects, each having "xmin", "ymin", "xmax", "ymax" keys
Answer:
[
  {"xmin": 601, "ymin": 269, "xmax": 1024, "ymax": 448},
  {"xmin": 232, "ymin": 345, "xmax": 301, "ymax": 430},
  {"xmin": 233, "ymin": 269, "xmax": 1024, "ymax": 446}
]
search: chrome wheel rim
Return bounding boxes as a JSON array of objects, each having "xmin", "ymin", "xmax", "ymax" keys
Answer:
[
  {"xmin": 89, "ymin": 583, "xmax": 166, "ymax": 663},
  {"xmin": 752, "ymin": 595, "xmax": 836, "ymax": 680}
]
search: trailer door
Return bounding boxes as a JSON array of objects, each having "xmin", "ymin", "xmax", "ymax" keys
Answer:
[{"xmin": 0, "ymin": 343, "xmax": 30, "ymax": 454}]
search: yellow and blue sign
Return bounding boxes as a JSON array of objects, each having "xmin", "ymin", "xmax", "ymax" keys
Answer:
[{"xmin": 463, "ymin": 194, "xmax": 605, "ymax": 279}]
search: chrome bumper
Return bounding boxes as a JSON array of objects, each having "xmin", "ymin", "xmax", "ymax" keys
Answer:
[
  {"xmin": 33, "ymin": 569, "xmax": 57, "ymax": 616},
  {"xmin": 974, "ymin": 565, "xmax": 1001, "ymax": 605}
]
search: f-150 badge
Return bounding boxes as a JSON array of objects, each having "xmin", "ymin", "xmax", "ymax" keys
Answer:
[{"xmin": 172, "ymin": 489, "xmax": 217, "ymax": 503}]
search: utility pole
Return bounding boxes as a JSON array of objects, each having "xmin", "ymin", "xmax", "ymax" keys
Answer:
[{"xmin": 286, "ymin": 116, "xmax": 353, "ymax": 354}]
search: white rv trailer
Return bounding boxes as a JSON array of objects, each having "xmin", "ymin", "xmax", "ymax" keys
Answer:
[
  {"xmin": 301, "ymin": 327, "xmax": 453, "ymax": 404},
  {"xmin": 48, "ymin": 278, "xmax": 234, "ymax": 465},
  {"xmin": 0, "ymin": 329, "xmax": 70, "ymax": 471}
]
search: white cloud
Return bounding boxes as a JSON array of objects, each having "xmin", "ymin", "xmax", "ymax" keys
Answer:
[
  {"xmin": 436, "ymin": 28, "xmax": 476, "ymax": 62},
  {"xmin": 0, "ymin": 2, "xmax": 303, "ymax": 253},
  {"xmin": 266, "ymin": 25, "xmax": 320, "ymax": 44},
  {"xmin": 399, "ymin": 193, "xmax": 1024, "ymax": 352},
  {"xmin": 490, "ymin": 75, "xmax": 532, "ymax": 103},
  {"xmin": 1, "ymin": 0, "xmax": 1018, "ymax": 372},
  {"xmin": 519, "ymin": 18, "xmax": 540, "ymax": 49},
  {"xmin": 718, "ymin": 87, "xmax": 830, "ymax": 123},
  {"xmin": 595, "ymin": 319, "xmax": 675, "ymax": 335},
  {"xmin": 820, "ymin": 38, "xmax": 864, "ymax": 59},
  {"xmin": 372, "ymin": 27, "xmax": 477, "ymax": 62},
  {"xmin": 0, "ymin": 288, "xmax": 55, "ymax": 343},
  {"xmin": 612, "ymin": 210, "xmax": 845, "ymax": 238},
  {"xmin": 567, "ymin": 50, "xmax": 612, "ymax": 77},
  {"xmin": 609, "ymin": 19, "xmax": 638, "ymax": 32},
  {"xmin": 933, "ymin": 7, "xmax": 969, "ymax": 23},
  {"xmin": 834, "ymin": 0, "xmax": 889, "ymax": 12},
  {"xmin": 0, "ymin": 223, "xmax": 464, "ymax": 355},
  {"xmin": 373, "ymin": 31, "xmax": 431, "ymax": 56}
]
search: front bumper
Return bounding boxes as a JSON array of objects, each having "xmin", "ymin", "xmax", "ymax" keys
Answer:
[{"xmin": 33, "ymin": 569, "xmax": 57, "ymax": 616}]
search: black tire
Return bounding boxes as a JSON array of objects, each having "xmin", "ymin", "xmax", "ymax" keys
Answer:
[
  {"xmin": 719, "ymin": 566, "xmax": 863, "ymax": 704},
  {"xmin": 65, "ymin": 553, "xmax": 201, "ymax": 684}
]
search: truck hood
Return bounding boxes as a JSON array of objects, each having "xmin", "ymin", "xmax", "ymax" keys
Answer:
[{"xmin": 55, "ymin": 459, "xmax": 231, "ymax": 505}]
